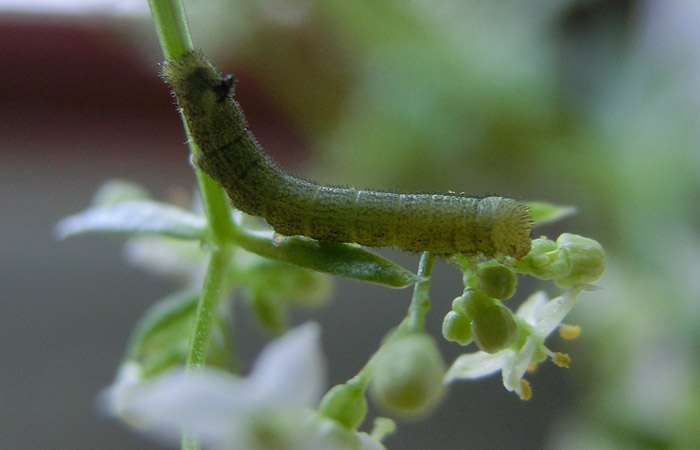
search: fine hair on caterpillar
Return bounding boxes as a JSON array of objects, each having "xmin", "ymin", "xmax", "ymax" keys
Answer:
[{"xmin": 162, "ymin": 51, "xmax": 532, "ymax": 258}]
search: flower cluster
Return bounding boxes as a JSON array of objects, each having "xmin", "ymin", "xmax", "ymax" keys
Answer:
[
  {"xmin": 102, "ymin": 323, "xmax": 387, "ymax": 450},
  {"xmin": 441, "ymin": 233, "xmax": 604, "ymax": 399},
  {"xmin": 445, "ymin": 289, "xmax": 583, "ymax": 400},
  {"xmin": 63, "ymin": 181, "xmax": 605, "ymax": 447}
]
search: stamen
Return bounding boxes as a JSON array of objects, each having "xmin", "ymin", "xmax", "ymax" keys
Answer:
[
  {"xmin": 551, "ymin": 352, "xmax": 571, "ymax": 368},
  {"xmin": 559, "ymin": 324, "xmax": 581, "ymax": 340},
  {"xmin": 518, "ymin": 379, "xmax": 532, "ymax": 401}
]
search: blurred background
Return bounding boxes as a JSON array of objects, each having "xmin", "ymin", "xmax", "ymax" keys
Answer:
[{"xmin": 2, "ymin": 0, "xmax": 700, "ymax": 448}]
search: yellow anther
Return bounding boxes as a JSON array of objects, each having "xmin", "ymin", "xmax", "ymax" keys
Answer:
[
  {"xmin": 551, "ymin": 352, "xmax": 571, "ymax": 368},
  {"xmin": 527, "ymin": 362, "xmax": 538, "ymax": 373},
  {"xmin": 559, "ymin": 324, "xmax": 581, "ymax": 340},
  {"xmin": 519, "ymin": 379, "xmax": 532, "ymax": 401}
]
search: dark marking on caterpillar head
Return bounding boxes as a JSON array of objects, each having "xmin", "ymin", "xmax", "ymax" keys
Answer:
[
  {"xmin": 162, "ymin": 51, "xmax": 532, "ymax": 259},
  {"xmin": 214, "ymin": 74, "xmax": 235, "ymax": 103}
]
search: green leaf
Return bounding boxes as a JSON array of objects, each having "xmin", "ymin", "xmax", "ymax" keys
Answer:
[
  {"xmin": 233, "ymin": 228, "xmax": 419, "ymax": 288},
  {"xmin": 125, "ymin": 289, "xmax": 235, "ymax": 378},
  {"xmin": 525, "ymin": 201, "xmax": 576, "ymax": 227},
  {"xmin": 55, "ymin": 200, "xmax": 207, "ymax": 240}
]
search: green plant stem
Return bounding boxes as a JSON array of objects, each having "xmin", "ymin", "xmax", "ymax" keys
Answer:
[
  {"xmin": 148, "ymin": 0, "xmax": 235, "ymax": 369},
  {"xmin": 148, "ymin": 2, "xmax": 235, "ymax": 450},
  {"xmin": 405, "ymin": 251, "xmax": 435, "ymax": 332},
  {"xmin": 185, "ymin": 246, "xmax": 233, "ymax": 370},
  {"xmin": 148, "ymin": 0, "xmax": 193, "ymax": 59},
  {"xmin": 196, "ymin": 174, "xmax": 236, "ymax": 245},
  {"xmin": 352, "ymin": 251, "xmax": 435, "ymax": 389}
]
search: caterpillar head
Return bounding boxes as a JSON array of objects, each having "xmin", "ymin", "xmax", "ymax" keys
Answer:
[{"xmin": 481, "ymin": 197, "xmax": 532, "ymax": 259}]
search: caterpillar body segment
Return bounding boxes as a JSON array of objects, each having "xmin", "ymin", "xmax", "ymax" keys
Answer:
[{"xmin": 162, "ymin": 51, "xmax": 532, "ymax": 259}]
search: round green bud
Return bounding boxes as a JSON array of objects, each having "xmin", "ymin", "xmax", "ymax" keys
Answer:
[
  {"xmin": 370, "ymin": 334, "xmax": 446, "ymax": 417},
  {"xmin": 451, "ymin": 294, "xmax": 469, "ymax": 316},
  {"xmin": 318, "ymin": 383, "xmax": 367, "ymax": 430},
  {"xmin": 515, "ymin": 237, "xmax": 568, "ymax": 280},
  {"xmin": 476, "ymin": 265, "xmax": 517, "ymax": 300},
  {"xmin": 554, "ymin": 233, "xmax": 605, "ymax": 288},
  {"xmin": 470, "ymin": 304, "xmax": 518, "ymax": 353},
  {"xmin": 522, "ymin": 237, "xmax": 558, "ymax": 267},
  {"xmin": 463, "ymin": 288, "xmax": 498, "ymax": 319},
  {"xmin": 442, "ymin": 311, "xmax": 473, "ymax": 346}
]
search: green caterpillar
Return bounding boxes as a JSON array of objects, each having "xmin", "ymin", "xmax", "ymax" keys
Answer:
[{"xmin": 162, "ymin": 51, "xmax": 532, "ymax": 258}]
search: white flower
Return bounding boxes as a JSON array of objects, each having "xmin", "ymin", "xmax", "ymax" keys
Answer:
[
  {"xmin": 444, "ymin": 289, "xmax": 582, "ymax": 400},
  {"xmin": 101, "ymin": 322, "xmax": 384, "ymax": 450}
]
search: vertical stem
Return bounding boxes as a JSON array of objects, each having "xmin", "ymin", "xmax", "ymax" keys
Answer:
[
  {"xmin": 185, "ymin": 246, "xmax": 233, "ymax": 370},
  {"xmin": 148, "ymin": 0, "xmax": 235, "ymax": 369},
  {"xmin": 147, "ymin": 2, "xmax": 236, "ymax": 449},
  {"xmin": 196, "ymin": 171, "xmax": 236, "ymax": 245},
  {"xmin": 148, "ymin": 0, "xmax": 193, "ymax": 58},
  {"xmin": 406, "ymin": 251, "xmax": 435, "ymax": 332}
]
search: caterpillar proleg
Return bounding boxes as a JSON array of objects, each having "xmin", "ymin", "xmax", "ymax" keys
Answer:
[{"xmin": 162, "ymin": 51, "xmax": 532, "ymax": 258}]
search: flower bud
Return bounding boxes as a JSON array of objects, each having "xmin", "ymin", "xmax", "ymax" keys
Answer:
[
  {"xmin": 515, "ymin": 234, "xmax": 605, "ymax": 288},
  {"xmin": 318, "ymin": 383, "xmax": 367, "ymax": 430},
  {"xmin": 442, "ymin": 311, "xmax": 473, "ymax": 346},
  {"xmin": 470, "ymin": 304, "xmax": 517, "ymax": 353},
  {"xmin": 451, "ymin": 294, "xmax": 469, "ymax": 316},
  {"xmin": 476, "ymin": 265, "xmax": 517, "ymax": 300},
  {"xmin": 517, "ymin": 237, "xmax": 569, "ymax": 280},
  {"xmin": 370, "ymin": 334, "xmax": 446, "ymax": 417},
  {"xmin": 554, "ymin": 233, "xmax": 605, "ymax": 288},
  {"xmin": 462, "ymin": 288, "xmax": 497, "ymax": 318}
]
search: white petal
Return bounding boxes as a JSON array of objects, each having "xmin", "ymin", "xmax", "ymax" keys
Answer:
[
  {"xmin": 502, "ymin": 336, "xmax": 537, "ymax": 393},
  {"xmin": 444, "ymin": 350, "xmax": 513, "ymax": 382},
  {"xmin": 514, "ymin": 291, "xmax": 548, "ymax": 324},
  {"xmin": 99, "ymin": 362, "xmax": 142, "ymax": 417},
  {"xmin": 357, "ymin": 432, "xmax": 387, "ymax": 450},
  {"xmin": 533, "ymin": 289, "xmax": 582, "ymax": 336},
  {"xmin": 105, "ymin": 369, "xmax": 251, "ymax": 446},
  {"xmin": 250, "ymin": 322, "xmax": 326, "ymax": 407},
  {"xmin": 303, "ymin": 416, "xmax": 375, "ymax": 450}
]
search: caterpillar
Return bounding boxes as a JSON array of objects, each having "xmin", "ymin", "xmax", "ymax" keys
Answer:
[{"xmin": 162, "ymin": 51, "xmax": 532, "ymax": 258}]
